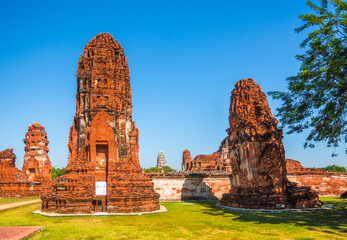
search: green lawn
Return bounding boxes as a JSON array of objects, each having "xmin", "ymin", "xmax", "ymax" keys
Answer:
[
  {"xmin": 0, "ymin": 197, "xmax": 346, "ymax": 239},
  {"xmin": 0, "ymin": 197, "xmax": 39, "ymax": 205}
]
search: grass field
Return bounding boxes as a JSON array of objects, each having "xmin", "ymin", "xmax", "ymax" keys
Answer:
[
  {"xmin": 0, "ymin": 197, "xmax": 346, "ymax": 239},
  {"xmin": 0, "ymin": 197, "xmax": 39, "ymax": 205}
]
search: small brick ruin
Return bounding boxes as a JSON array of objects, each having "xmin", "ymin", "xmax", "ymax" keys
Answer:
[
  {"xmin": 286, "ymin": 159, "xmax": 326, "ymax": 173},
  {"xmin": 0, "ymin": 149, "xmax": 40, "ymax": 197},
  {"xmin": 184, "ymin": 78, "xmax": 321, "ymax": 209},
  {"xmin": 41, "ymin": 33, "xmax": 160, "ymax": 214},
  {"xmin": 286, "ymin": 159, "xmax": 347, "ymax": 196},
  {"xmin": 156, "ymin": 151, "xmax": 166, "ymax": 168},
  {"xmin": 22, "ymin": 123, "xmax": 52, "ymax": 192},
  {"xmin": 0, "ymin": 123, "xmax": 52, "ymax": 198},
  {"xmin": 182, "ymin": 139, "xmax": 232, "ymax": 172}
]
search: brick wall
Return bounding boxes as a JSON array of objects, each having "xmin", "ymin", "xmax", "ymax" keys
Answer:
[
  {"xmin": 149, "ymin": 171, "xmax": 347, "ymax": 201},
  {"xmin": 287, "ymin": 172, "xmax": 347, "ymax": 196},
  {"xmin": 149, "ymin": 174, "xmax": 231, "ymax": 201}
]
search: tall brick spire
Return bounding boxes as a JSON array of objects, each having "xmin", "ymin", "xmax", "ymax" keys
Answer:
[{"xmin": 42, "ymin": 33, "xmax": 159, "ymax": 214}]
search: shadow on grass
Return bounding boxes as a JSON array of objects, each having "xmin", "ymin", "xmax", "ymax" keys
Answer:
[{"xmin": 193, "ymin": 198, "xmax": 347, "ymax": 235}]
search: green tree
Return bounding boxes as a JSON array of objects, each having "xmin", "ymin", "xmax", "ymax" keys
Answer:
[
  {"xmin": 143, "ymin": 166, "xmax": 176, "ymax": 173},
  {"xmin": 269, "ymin": 0, "xmax": 347, "ymax": 155},
  {"xmin": 322, "ymin": 164, "xmax": 347, "ymax": 172},
  {"xmin": 51, "ymin": 167, "xmax": 67, "ymax": 179}
]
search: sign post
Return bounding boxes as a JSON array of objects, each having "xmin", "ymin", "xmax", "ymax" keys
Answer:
[{"xmin": 95, "ymin": 182, "xmax": 107, "ymax": 213}]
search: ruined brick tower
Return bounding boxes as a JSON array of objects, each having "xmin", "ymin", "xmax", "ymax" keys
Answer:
[
  {"xmin": 22, "ymin": 123, "xmax": 52, "ymax": 192},
  {"xmin": 220, "ymin": 78, "xmax": 321, "ymax": 209},
  {"xmin": 41, "ymin": 33, "xmax": 160, "ymax": 213}
]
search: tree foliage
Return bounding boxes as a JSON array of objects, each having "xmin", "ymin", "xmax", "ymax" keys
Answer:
[
  {"xmin": 269, "ymin": 0, "xmax": 347, "ymax": 155},
  {"xmin": 51, "ymin": 167, "xmax": 67, "ymax": 179},
  {"xmin": 143, "ymin": 166, "xmax": 176, "ymax": 173},
  {"xmin": 322, "ymin": 164, "xmax": 347, "ymax": 172}
]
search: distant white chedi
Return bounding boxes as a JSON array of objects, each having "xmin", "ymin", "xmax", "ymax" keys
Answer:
[{"xmin": 156, "ymin": 151, "xmax": 166, "ymax": 168}]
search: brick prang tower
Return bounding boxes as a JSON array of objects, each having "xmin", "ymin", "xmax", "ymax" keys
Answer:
[
  {"xmin": 220, "ymin": 78, "xmax": 321, "ymax": 209},
  {"xmin": 41, "ymin": 33, "xmax": 160, "ymax": 214}
]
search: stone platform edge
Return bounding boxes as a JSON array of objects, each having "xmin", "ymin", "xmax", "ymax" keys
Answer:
[
  {"xmin": 215, "ymin": 203, "xmax": 333, "ymax": 212},
  {"xmin": 32, "ymin": 205, "xmax": 167, "ymax": 217},
  {"xmin": 0, "ymin": 226, "xmax": 44, "ymax": 240}
]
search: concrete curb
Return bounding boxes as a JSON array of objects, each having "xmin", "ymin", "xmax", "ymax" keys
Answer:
[
  {"xmin": 32, "ymin": 205, "xmax": 168, "ymax": 217},
  {"xmin": 215, "ymin": 203, "xmax": 334, "ymax": 212}
]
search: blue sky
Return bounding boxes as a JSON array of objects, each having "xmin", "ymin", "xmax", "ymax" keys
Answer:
[{"xmin": 0, "ymin": 0, "xmax": 345, "ymax": 170}]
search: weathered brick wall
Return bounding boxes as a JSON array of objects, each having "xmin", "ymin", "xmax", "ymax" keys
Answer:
[
  {"xmin": 286, "ymin": 159, "xmax": 347, "ymax": 196},
  {"xmin": 287, "ymin": 172, "xmax": 347, "ymax": 196},
  {"xmin": 0, "ymin": 182, "xmax": 41, "ymax": 198},
  {"xmin": 148, "ymin": 173, "xmax": 231, "ymax": 201},
  {"xmin": 149, "ymin": 171, "xmax": 347, "ymax": 201}
]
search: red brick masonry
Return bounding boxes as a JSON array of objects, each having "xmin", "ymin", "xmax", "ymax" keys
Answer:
[
  {"xmin": 41, "ymin": 33, "xmax": 159, "ymax": 214},
  {"xmin": 22, "ymin": 123, "xmax": 52, "ymax": 193},
  {"xmin": 147, "ymin": 172, "xmax": 231, "ymax": 201},
  {"xmin": 0, "ymin": 149, "xmax": 41, "ymax": 198},
  {"xmin": 183, "ymin": 79, "xmax": 321, "ymax": 209},
  {"xmin": 286, "ymin": 159, "xmax": 347, "ymax": 196}
]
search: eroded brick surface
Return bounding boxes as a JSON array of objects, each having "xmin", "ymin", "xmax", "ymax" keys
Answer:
[
  {"xmin": 182, "ymin": 140, "xmax": 231, "ymax": 172},
  {"xmin": 22, "ymin": 123, "xmax": 52, "ymax": 193},
  {"xmin": 221, "ymin": 79, "xmax": 321, "ymax": 209},
  {"xmin": 41, "ymin": 33, "xmax": 159, "ymax": 213},
  {"xmin": 0, "ymin": 149, "xmax": 40, "ymax": 197}
]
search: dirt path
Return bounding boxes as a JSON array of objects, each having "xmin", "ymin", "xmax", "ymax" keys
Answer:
[{"xmin": 0, "ymin": 199, "xmax": 41, "ymax": 212}]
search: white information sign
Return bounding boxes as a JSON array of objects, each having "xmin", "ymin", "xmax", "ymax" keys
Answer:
[{"xmin": 95, "ymin": 181, "xmax": 107, "ymax": 196}]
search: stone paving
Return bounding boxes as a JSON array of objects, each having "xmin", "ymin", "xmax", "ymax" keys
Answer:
[{"xmin": 0, "ymin": 226, "xmax": 44, "ymax": 240}]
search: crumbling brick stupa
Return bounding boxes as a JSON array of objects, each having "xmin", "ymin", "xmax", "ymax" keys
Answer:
[
  {"xmin": 183, "ymin": 78, "xmax": 321, "ymax": 209},
  {"xmin": 22, "ymin": 123, "xmax": 52, "ymax": 192},
  {"xmin": 0, "ymin": 149, "xmax": 40, "ymax": 197},
  {"xmin": 41, "ymin": 33, "xmax": 160, "ymax": 214}
]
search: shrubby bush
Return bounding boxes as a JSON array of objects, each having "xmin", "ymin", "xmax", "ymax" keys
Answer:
[{"xmin": 143, "ymin": 166, "xmax": 176, "ymax": 173}]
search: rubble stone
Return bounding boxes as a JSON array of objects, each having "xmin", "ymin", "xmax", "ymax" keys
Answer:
[{"xmin": 41, "ymin": 33, "xmax": 159, "ymax": 213}]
